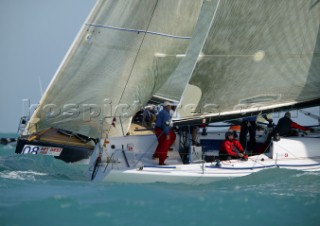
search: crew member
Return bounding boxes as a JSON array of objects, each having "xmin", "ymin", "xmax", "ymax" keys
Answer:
[
  {"xmin": 152, "ymin": 101, "xmax": 176, "ymax": 165},
  {"xmin": 219, "ymin": 131, "xmax": 246, "ymax": 161},
  {"xmin": 274, "ymin": 112, "xmax": 311, "ymax": 136}
]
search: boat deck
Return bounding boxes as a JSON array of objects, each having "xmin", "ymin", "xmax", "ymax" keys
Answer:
[{"xmin": 37, "ymin": 128, "xmax": 95, "ymax": 149}]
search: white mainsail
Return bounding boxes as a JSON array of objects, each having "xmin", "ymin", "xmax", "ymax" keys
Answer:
[
  {"xmin": 176, "ymin": 0, "xmax": 320, "ymax": 123},
  {"xmin": 26, "ymin": 0, "xmax": 203, "ymax": 138}
]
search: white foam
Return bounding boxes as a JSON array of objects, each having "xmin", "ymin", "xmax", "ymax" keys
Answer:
[{"xmin": 0, "ymin": 170, "xmax": 47, "ymax": 181}]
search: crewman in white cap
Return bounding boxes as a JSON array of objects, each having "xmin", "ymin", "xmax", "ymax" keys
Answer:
[{"xmin": 152, "ymin": 101, "xmax": 176, "ymax": 165}]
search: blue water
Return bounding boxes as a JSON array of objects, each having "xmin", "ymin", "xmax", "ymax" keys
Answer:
[{"xmin": 1, "ymin": 137, "xmax": 320, "ymax": 226}]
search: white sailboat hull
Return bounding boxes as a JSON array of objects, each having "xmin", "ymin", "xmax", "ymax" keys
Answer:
[
  {"xmin": 88, "ymin": 131, "xmax": 320, "ymax": 185},
  {"xmin": 93, "ymin": 157, "xmax": 320, "ymax": 185}
]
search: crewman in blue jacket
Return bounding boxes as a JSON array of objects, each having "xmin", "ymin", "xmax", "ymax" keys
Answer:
[{"xmin": 152, "ymin": 101, "xmax": 176, "ymax": 165}]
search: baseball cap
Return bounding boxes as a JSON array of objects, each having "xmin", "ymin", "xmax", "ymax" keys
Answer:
[{"xmin": 163, "ymin": 101, "xmax": 171, "ymax": 107}]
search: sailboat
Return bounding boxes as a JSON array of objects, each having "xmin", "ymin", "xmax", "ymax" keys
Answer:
[
  {"xmin": 15, "ymin": 0, "xmax": 203, "ymax": 163},
  {"xmin": 16, "ymin": 0, "xmax": 320, "ymax": 184}
]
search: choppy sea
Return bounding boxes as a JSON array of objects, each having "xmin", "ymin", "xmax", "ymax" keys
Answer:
[{"xmin": 0, "ymin": 133, "xmax": 319, "ymax": 226}]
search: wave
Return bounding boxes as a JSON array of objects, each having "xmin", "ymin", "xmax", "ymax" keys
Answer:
[
  {"xmin": 1, "ymin": 145, "xmax": 320, "ymax": 197},
  {"xmin": 0, "ymin": 146, "xmax": 88, "ymax": 181},
  {"xmin": 0, "ymin": 170, "xmax": 48, "ymax": 181}
]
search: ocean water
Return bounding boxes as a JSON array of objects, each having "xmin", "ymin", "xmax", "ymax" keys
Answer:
[{"xmin": 1, "ymin": 140, "xmax": 320, "ymax": 226}]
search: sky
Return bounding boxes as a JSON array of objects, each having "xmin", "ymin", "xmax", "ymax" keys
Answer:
[
  {"xmin": 0, "ymin": 0, "xmax": 319, "ymax": 133},
  {"xmin": 0, "ymin": 0, "xmax": 96, "ymax": 133}
]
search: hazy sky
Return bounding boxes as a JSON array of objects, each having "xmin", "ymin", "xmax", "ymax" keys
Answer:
[
  {"xmin": 0, "ymin": 0, "xmax": 96, "ymax": 133},
  {"xmin": 0, "ymin": 0, "xmax": 318, "ymax": 133}
]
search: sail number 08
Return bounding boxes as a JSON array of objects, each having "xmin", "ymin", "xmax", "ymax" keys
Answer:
[{"xmin": 22, "ymin": 145, "xmax": 62, "ymax": 156}]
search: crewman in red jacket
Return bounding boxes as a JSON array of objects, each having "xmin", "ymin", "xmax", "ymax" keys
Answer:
[{"xmin": 219, "ymin": 131, "xmax": 247, "ymax": 160}]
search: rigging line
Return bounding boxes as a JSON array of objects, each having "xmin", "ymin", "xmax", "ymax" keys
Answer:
[
  {"xmin": 116, "ymin": 0, "xmax": 160, "ymax": 112},
  {"xmin": 85, "ymin": 23, "xmax": 192, "ymax": 40}
]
